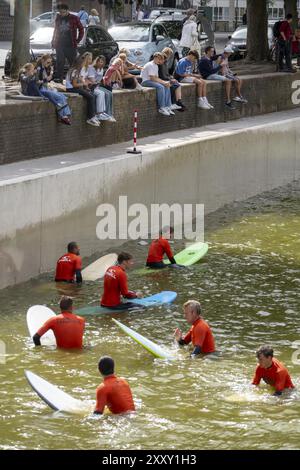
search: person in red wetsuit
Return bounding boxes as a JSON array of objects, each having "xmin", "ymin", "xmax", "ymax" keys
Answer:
[
  {"xmin": 101, "ymin": 252, "xmax": 142, "ymax": 310},
  {"xmin": 55, "ymin": 241, "xmax": 82, "ymax": 283},
  {"xmin": 174, "ymin": 300, "xmax": 215, "ymax": 357},
  {"xmin": 146, "ymin": 226, "xmax": 182, "ymax": 269},
  {"xmin": 94, "ymin": 356, "xmax": 135, "ymax": 415},
  {"xmin": 252, "ymin": 345, "xmax": 294, "ymax": 396},
  {"xmin": 33, "ymin": 296, "xmax": 85, "ymax": 349}
]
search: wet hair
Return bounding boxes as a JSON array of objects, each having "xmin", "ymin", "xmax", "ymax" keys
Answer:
[
  {"xmin": 256, "ymin": 345, "xmax": 274, "ymax": 359},
  {"xmin": 286, "ymin": 13, "xmax": 293, "ymax": 20},
  {"xmin": 187, "ymin": 49, "xmax": 199, "ymax": 59},
  {"xmin": 117, "ymin": 252, "xmax": 133, "ymax": 264},
  {"xmin": 60, "ymin": 296, "xmax": 73, "ymax": 311},
  {"xmin": 67, "ymin": 241, "xmax": 78, "ymax": 253},
  {"xmin": 183, "ymin": 300, "xmax": 202, "ymax": 316},
  {"xmin": 57, "ymin": 3, "xmax": 69, "ymax": 11},
  {"xmin": 98, "ymin": 356, "xmax": 114, "ymax": 376}
]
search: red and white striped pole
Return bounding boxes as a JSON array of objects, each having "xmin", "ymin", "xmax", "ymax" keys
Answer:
[{"xmin": 127, "ymin": 110, "xmax": 142, "ymax": 154}]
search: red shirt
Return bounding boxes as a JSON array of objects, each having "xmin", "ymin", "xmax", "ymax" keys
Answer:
[
  {"xmin": 279, "ymin": 20, "xmax": 293, "ymax": 41},
  {"xmin": 95, "ymin": 375, "xmax": 135, "ymax": 414},
  {"xmin": 147, "ymin": 237, "xmax": 174, "ymax": 263},
  {"xmin": 37, "ymin": 311, "xmax": 85, "ymax": 349},
  {"xmin": 55, "ymin": 252, "xmax": 82, "ymax": 282},
  {"xmin": 101, "ymin": 265, "xmax": 137, "ymax": 307},
  {"xmin": 252, "ymin": 358, "xmax": 294, "ymax": 392},
  {"xmin": 183, "ymin": 318, "xmax": 215, "ymax": 353}
]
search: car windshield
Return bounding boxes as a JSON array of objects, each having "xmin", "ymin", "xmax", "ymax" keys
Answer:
[
  {"xmin": 109, "ymin": 25, "xmax": 150, "ymax": 42},
  {"xmin": 231, "ymin": 28, "xmax": 247, "ymax": 39},
  {"xmin": 30, "ymin": 27, "xmax": 54, "ymax": 44}
]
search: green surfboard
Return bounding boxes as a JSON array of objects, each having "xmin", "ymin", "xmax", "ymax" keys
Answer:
[{"xmin": 137, "ymin": 241, "xmax": 209, "ymax": 274}]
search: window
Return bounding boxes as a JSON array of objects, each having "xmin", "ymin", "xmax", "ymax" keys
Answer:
[
  {"xmin": 86, "ymin": 28, "xmax": 98, "ymax": 45},
  {"xmin": 94, "ymin": 27, "xmax": 111, "ymax": 43},
  {"xmin": 213, "ymin": 7, "xmax": 229, "ymax": 21}
]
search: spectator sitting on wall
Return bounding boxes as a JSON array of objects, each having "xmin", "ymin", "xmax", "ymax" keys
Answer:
[
  {"xmin": 80, "ymin": 52, "xmax": 114, "ymax": 123},
  {"xmin": 87, "ymin": 55, "xmax": 116, "ymax": 121},
  {"xmin": 110, "ymin": 48, "xmax": 143, "ymax": 73},
  {"xmin": 36, "ymin": 54, "xmax": 72, "ymax": 124},
  {"xmin": 141, "ymin": 52, "xmax": 175, "ymax": 117},
  {"xmin": 180, "ymin": 14, "xmax": 198, "ymax": 57},
  {"xmin": 118, "ymin": 53, "xmax": 143, "ymax": 90},
  {"xmin": 159, "ymin": 47, "xmax": 186, "ymax": 111},
  {"xmin": 198, "ymin": 46, "xmax": 235, "ymax": 110},
  {"xmin": 78, "ymin": 5, "xmax": 89, "ymax": 27},
  {"xmin": 103, "ymin": 58, "xmax": 123, "ymax": 89},
  {"xmin": 174, "ymin": 50, "xmax": 213, "ymax": 110},
  {"xmin": 52, "ymin": 3, "xmax": 84, "ymax": 83},
  {"xmin": 278, "ymin": 13, "xmax": 296, "ymax": 73},
  {"xmin": 65, "ymin": 55, "xmax": 100, "ymax": 127},
  {"xmin": 89, "ymin": 8, "xmax": 100, "ymax": 26},
  {"xmin": 19, "ymin": 62, "xmax": 71, "ymax": 125},
  {"xmin": 220, "ymin": 46, "xmax": 248, "ymax": 104}
]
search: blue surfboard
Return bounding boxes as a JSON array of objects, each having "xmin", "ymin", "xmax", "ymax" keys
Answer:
[{"xmin": 75, "ymin": 291, "xmax": 177, "ymax": 316}]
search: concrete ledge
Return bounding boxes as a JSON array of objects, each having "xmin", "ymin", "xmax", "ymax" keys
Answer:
[
  {"xmin": 1, "ymin": 72, "xmax": 300, "ymax": 164},
  {"xmin": 0, "ymin": 109, "xmax": 299, "ymax": 289}
]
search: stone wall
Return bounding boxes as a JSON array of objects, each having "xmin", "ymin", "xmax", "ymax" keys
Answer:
[{"xmin": 1, "ymin": 72, "xmax": 299, "ymax": 165}]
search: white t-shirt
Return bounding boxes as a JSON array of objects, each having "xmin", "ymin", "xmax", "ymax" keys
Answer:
[
  {"xmin": 87, "ymin": 65, "xmax": 104, "ymax": 83},
  {"xmin": 141, "ymin": 61, "xmax": 158, "ymax": 82},
  {"xmin": 66, "ymin": 69, "xmax": 80, "ymax": 89},
  {"xmin": 137, "ymin": 11, "xmax": 144, "ymax": 21},
  {"xmin": 89, "ymin": 15, "xmax": 100, "ymax": 25}
]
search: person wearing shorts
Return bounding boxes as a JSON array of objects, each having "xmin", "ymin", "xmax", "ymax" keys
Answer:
[{"xmin": 220, "ymin": 46, "xmax": 248, "ymax": 104}]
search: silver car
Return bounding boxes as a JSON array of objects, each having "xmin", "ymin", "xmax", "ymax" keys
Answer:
[{"xmin": 108, "ymin": 21, "xmax": 178, "ymax": 72}]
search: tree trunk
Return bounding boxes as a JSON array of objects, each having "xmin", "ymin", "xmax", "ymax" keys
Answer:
[
  {"xmin": 284, "ymin": 0, "xmax": 298, "ymax": 29},
  {"xmin": 10, "ymin": 0, "xmax": 31, "ymax": 79},
  {"xmin": 246, "ymin": 0, "xmax": 269, "ymax": 62}
]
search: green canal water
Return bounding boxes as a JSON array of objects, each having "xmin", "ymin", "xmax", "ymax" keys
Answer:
[{"xmin": 0, "ymin": 181, "xmax": 299, "ymax": 450}]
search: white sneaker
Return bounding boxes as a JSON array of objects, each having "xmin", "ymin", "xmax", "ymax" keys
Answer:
[
  {"xmin": 107, "ymin": 116, "xmax": 117, "ymax": 122},
  {"xmin": 158, "ymin": 107, "xmax": 170, "ymax": 116},
  {"xmin": 170, "ymin": 103, "xmax": 182, "ymax": 110},
  {"xmin": 197, "ymin": 99, "xmax": 210, "ymax": 110},
  {"xmin": 203, "ymin": 97, "xmax": 214, "ymax": 109},
  {"xmin": 87, "ymin": 117, "xmax": 100, "ymax": 127},
  {"xmin": 97, "ymin": 113, "xmax": 110, "ymax": 121},
  {"xmin": 233, "ymin": 96, "xmax": 243, "ymax": 102},
  {"xmin": 136, "ymin": 83, "xmax": 143, "ymax": 90},
  {"xmin": 167, "ymin": 107, "xmax": 175, "ymax": 115}
]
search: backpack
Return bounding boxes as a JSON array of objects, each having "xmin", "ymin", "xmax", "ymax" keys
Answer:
[{"xmin": 273, "ymin": 20, "xmax": 283, "ymax": 39}]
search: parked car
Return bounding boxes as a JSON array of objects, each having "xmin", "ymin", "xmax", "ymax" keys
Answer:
[
  {"xmin": 30, "ymin": 11, "xmax": 53, "ymax": 32},
  {"xmin": 226, "ymin": 25, "xmax": 274, "ymax": 60},
  {"xmin": 148, "ymin": 8, "xmax": 189, "ymax": 20},
  {"xmin": 4, "ymin": 25, "xmax": 119, "ymax": 77},
  {"xmin": 108, "ymin": 21, "xmax": 178, "ymax": 72}
]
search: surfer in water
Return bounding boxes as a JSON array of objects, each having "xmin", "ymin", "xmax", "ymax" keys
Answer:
[
  {"xmin": 252, "ymin": 345, "xmax": 295, "ymax": 396},
  {"xmin": 33, "ymin": 296, "xmax": 85, "ymax": 348},
  {"xmin": 94, "ymin": 356, "xmax": 135, "ymax": 415},
  {"xmin": 146, "ymin": 226, "xmax": 183, "ymax": 269},
  {"xmin": 55, "ymin": 241, "xmax": 82, "ymax": 284},
  {"xmin": 174, "ymin": 300, "xmax": 215, "ymax": 357},
  {"xmin": 101, "ymin": 252, "xmax": 143, "ymax": 310}
]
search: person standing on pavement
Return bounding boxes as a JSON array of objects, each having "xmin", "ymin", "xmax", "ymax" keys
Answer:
[
  {"xmin": 78, "ymin": 5, "xmax": 89, "ymax": 27},
  {"xmin": 52, "ymin": 3, "xmax": 84, "ymax": 83},
  {"xmin": 179, "ymin": 15, "xmax": 198, "ymax": 57},
  {"xmin": 278, "ymin": 13, "xmax": 296, "ymax": 73}
]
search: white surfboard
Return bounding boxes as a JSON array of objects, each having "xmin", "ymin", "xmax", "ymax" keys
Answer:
[
  {"xmin": 82, "ymin": 253, "xmax": 118, "ymax": 281},
  {"xmin": 25, "ymin": 370, "xmax": 93, "ymax": 415},
  {"xmin": 112, "ymin": 318, "xmax": 175, "ymax": 360},
  {"xmin": 26, "ymin": 305, "xmax": 57, "ymax": 346}
]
